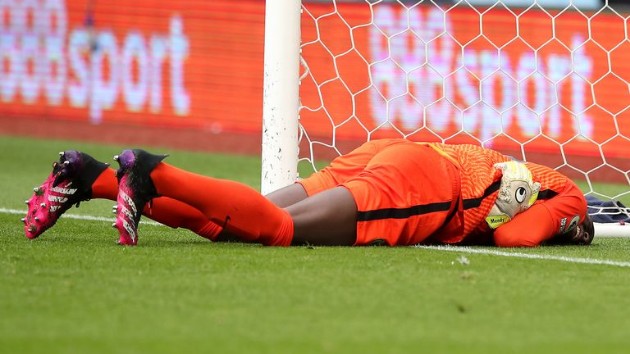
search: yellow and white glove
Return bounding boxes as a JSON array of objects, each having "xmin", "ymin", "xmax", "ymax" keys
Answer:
[{"xmin": 486, "ymin": 161, "xmax": 541, "ymax": 229}]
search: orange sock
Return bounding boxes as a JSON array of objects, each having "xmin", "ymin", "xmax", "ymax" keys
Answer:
[
  {"xmin": 91, "ymin": 168, "xmax": 118, "ymax": 200},
  {"xmin": 149, "ymin": 162, "xmax": 294, "ymax": 246},
  {"xmin": 147, "ymin": 197, "xmax": 224, "ymax": 241},
  {"xmin": 90, "ymin": 168, "xmax": 223, "ymax": 240}
]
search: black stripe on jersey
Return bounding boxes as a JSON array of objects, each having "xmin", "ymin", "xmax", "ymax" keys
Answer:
[
  {"xmin": 356, "ymin": 182, "xmax": 558, "ymax": 222},
  {"xmin": 357, "ymin": 201, "xmax": 452, "ymax": 221},
  {"xmin": 461, "ymin": 181, "xmax": 558, "ymax": 211},
  {"xmin": 463, "ymin": 180, "xmax": 501, "ymax": 210}
]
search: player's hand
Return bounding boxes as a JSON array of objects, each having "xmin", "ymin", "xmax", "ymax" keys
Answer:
[{"xmin": 486, "ymin": 161, "xmax": 541, "ymax": 229}]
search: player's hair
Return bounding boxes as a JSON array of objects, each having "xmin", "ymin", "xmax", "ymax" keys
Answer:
[{"xmin": 545, "ymin": 214, "xmax": 595, "ymax": 246}]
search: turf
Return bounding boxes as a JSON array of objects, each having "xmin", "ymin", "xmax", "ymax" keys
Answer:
[{"xmin": 1, "ymin": 135, "xmax": 630, "ymax": 354}]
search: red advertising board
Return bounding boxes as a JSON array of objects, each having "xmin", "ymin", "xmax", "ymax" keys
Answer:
[
  {"xmin": 0, "ymin": 0, "xmax": 266, "ymax": 131},
  {"xmin": 0, "ymin": 0, "xmax": 628, "ymax": 162}
]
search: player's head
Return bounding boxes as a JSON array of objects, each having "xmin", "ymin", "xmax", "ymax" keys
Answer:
[{"xmin": 547, "ymin": 214, "xmax": 595, "ymax": 246}]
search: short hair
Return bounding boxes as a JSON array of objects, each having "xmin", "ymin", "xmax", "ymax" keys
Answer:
[{"xmin": 545, "ymin": 214, "xmax": 594, "ymax": 246}]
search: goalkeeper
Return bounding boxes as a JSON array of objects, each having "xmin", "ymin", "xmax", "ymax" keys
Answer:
[{"xmin": 23, "ymin": 139, "xmax": 594, "ymax": 247}]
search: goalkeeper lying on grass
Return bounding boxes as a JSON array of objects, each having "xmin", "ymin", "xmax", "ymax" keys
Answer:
[{"xmin": 22, "ymin": 139, "xmax": 594, "ymax": 247}]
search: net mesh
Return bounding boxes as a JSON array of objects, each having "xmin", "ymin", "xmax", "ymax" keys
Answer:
[{"xmin": 298, "ymin": 0, "xmax": 630, "ymax": 219}]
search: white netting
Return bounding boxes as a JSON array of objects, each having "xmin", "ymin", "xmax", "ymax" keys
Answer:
[{"xmin": 298, "ymin": 0, "xmax": 630, "ymax": 219}]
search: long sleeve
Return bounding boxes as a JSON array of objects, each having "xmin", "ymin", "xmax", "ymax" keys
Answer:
[{"xmin": 493, "ymin": 180, "xmax": 587, "ymax": 247}]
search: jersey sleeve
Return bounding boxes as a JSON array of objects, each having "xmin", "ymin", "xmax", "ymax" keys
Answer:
[{"xmin": 493, "ymin": 180, "xmax": 587, "ymax": 247}]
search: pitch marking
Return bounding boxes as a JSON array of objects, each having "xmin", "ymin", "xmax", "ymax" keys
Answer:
[
  {"xmin": 0, "ymin": 208, "xmax": 161, "ymax": 226},
  {"xmin": 416, "ymin": 245, "xmax": 630, "ymax": 268}
]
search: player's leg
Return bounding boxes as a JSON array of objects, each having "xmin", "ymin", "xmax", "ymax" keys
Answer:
[
  {"xmin": 193, "ymin": 184, "xmax": 357, "ymax": 246},
  {"xmin": 114, "ymin": 149, "xmax": 293, "ymax": 246},
  {"xmin": 113, "ymin": 149, "xmax": 358, "ymax": 246},
  {"xmin": 285, "ymin": 186, "xmax": 357, "ymax": 246},
  {"xmin": 264, "ymin": 183, "xmax": 308, "ymax": 208},
  {"xmin": 89, "ymin": 161, "xmax": 224, "ymax": 240},
  {"xmin": 92, "ymin": 166, "xmax": 223, "ymax": 240},
  {"xmin": 214, "ymin": 183, "xmax": 357, "ymax": 245},
  {"xmin": 213, "ymin": 183, "xmax": 308, "ymax": 243}
]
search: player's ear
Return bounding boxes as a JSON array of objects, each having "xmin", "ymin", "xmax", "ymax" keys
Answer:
[{"xmin": 576, "ymin": 214, "xmax": 595, "ymax": 245}]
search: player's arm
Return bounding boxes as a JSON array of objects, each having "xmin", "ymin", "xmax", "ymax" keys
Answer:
[
  {"xmin": 493, "ymin": 182, "xmax": 587, "ymax": 247},
  {"xmin": 493, "ymin": 203, "xmax": 558, "ymax": 247}
]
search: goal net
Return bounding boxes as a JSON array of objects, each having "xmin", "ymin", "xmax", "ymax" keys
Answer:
[{"xmin": 263, "ymin": 0, "xmax": 630, "ymax": 233}]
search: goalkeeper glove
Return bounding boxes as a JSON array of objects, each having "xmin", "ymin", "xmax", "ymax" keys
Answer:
[{"xmin": 486, "ymin": 161, "xmax": 541, "ymax": 229}]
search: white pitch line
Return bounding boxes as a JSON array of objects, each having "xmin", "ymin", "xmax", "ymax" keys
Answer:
[
  {"xmin": 0, "ymin": 207, "xmax": 161, "ymax": 226},
  {"xmin": 3, "ymin": 207, "xmax": 629, "ymax": 267},
  {"xmin": 416, "ymin": 245, "xmax": 630, "ymax": 268}
]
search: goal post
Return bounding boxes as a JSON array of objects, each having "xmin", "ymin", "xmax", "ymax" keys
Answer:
[{"xmin": 260, "ymin": 0, "xmax": 302, "ymax": 195}]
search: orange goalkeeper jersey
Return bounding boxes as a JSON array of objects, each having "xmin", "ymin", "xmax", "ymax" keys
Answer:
[{"xmin": 431, "ymin": 143, "xmax": 587, "ymax": 246}]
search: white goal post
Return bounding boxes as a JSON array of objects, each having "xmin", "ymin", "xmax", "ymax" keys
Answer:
[
  {"xmin": 260, "ymin": 0, "xmax": 301, "ymax": 195},
  {"xmin": 261, "ymin": 0, "xmax": 630, "ymax": 236}
]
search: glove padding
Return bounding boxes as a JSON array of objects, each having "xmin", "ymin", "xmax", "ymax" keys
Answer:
[{"xmin": 486, "ymin": 161, "xmax": 541, "ymax": 229}]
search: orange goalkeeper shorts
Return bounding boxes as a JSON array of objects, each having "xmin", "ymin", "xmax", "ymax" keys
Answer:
[{"xmin": 298, "ymin": 139, "xmax": 461, "ymax": 246}]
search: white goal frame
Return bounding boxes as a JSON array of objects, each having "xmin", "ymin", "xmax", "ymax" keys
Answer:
[{"xmin": 260, "ymin": 0, "xmax": 301, "ymax": 195}]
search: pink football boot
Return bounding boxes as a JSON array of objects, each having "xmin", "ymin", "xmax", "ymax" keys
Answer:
[
  {"xmin": 113, "ymin": 149, "xmax": 167, "ymax": 246},
  {"xmin": 23, "ymin": 151, "xmax": 109, "ymax": 239}
]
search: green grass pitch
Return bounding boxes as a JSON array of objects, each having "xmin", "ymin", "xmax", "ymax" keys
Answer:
[{"xmin": 1, "ymin": 135, "xmax": 630, "ymax": 354}]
